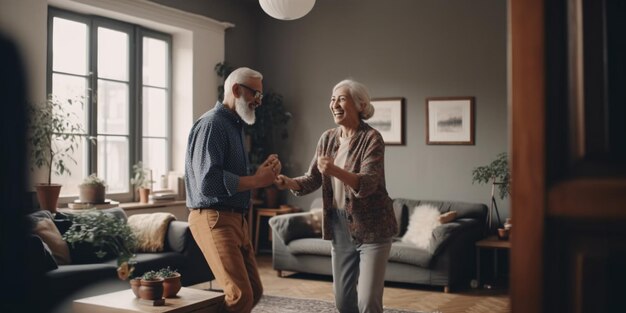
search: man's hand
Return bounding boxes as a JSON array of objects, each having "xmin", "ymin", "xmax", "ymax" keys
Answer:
[
  {"xmin": 317, "ymin": 156, "xmax": 335, "ymax": 176},
  {"xmin": 261, "ymin": 154, "xmax": 282, "ymax": 176},
  {"xmin": 274, "ymin": 174, "xmax": 300, "ymax": 191},
  {"xmin": 254, "ymin": 163, "xmax": 276, "ymax": 188}
]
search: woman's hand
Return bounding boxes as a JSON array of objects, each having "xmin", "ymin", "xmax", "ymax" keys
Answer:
[
  {"xmin": 274, "ymin": 174, "xmax": 300, "ymax": 191},
  {"xmin": 317, "ymin": 156, "xmax": 336, "ymax": 176}
]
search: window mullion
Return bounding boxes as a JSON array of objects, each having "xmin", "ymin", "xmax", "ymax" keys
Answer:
[{"xmin": 89, "ymin": 18, "xmax": 98, "ymax": 175}]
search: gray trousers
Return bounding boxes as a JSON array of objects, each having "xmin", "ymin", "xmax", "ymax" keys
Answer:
[{"xmin": 331, "ymin": 209, "xmax": 392, "ymax": 313}]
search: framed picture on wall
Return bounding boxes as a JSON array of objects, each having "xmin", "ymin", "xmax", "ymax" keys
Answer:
[
  {"xmin": 369, "ymin": 97, "xmax": 405, "ymax": 145},
  {"xmin": 426, "ymin": 97, "xmax": 475, "ymax": 145}
]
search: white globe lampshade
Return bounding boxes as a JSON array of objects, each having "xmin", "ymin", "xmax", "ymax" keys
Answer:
[{"xmin": 259, "ymin": 0, "xmax": 316, "ymax": 20}]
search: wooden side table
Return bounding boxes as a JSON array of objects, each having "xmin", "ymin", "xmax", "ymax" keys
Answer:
[
  {"xmin": 474, "ymin": 235, "xmax": 511, "ymax": 289},
  {"xmin": 254, "ymin": 206, "xmax": 298, "ymax": 253}
]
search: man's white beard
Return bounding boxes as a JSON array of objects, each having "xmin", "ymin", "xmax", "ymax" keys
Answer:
[{"xmin": 235, "ymin": 96, "xmax": 256, "ymax": 125}]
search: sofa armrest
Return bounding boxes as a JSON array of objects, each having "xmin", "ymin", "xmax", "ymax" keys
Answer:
[
  {"xmin": 269, "ymin": 212, "xmax": 320, "ymax": 245},
  {"xmin": 429, "ymin": 218, "xmax": 482, "ymax": 255},
  {"xmin": 165, "ymin": 220, "xmax": 189, "ymax": 253}
]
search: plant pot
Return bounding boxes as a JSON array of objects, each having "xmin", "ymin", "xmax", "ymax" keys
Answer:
[
  {"xmin": 130, "ymin": 278, "xmax": 141, "ymax": 298},
  {"xmin": 162, "ymin": 274, "xmax": 182, "ymax": 298},
  {"xmin": 138, "ymin": 188, "xmax": 150, "ymax": 203},
  {"xmin": 138, "ymin": 278, "xmax": 164, "ymax": 300},
  {"xmin": 35, "ymin": 184, "xmax": 62, "ymax": 213},
  {"xmin": 79, "ymin": 184, "xmax": 105, "ymax": 203}
]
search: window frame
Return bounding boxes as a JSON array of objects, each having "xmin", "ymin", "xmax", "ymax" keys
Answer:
[{"xmin": 47, "ymin": 7, "xmax": 172, "ymax": 203}]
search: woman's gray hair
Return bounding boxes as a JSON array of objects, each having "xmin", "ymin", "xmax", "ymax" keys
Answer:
[
  {"xmin": 332, "ymin": 79, "xmax": 374, "ymax": 120},
  {"xmin": 224, "ymin": 67, "xmax": 263, "ymax": 100}
]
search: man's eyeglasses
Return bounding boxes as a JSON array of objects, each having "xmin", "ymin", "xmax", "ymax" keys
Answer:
[{"xmin": 238, "ymin": 84, "xmax": 263, "ymax": 101}]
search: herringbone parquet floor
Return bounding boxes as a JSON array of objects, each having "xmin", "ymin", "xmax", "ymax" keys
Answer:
[{"xmin": 192, "ymin": 254, "xmax": 511, "ymax": 313}]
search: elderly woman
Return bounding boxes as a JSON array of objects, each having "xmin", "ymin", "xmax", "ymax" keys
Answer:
[{"xmin": 275, "ymin": 79, "xmax": 397, "ymax": 313}]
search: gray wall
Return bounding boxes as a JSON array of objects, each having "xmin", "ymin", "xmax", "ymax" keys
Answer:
[{"xmin": 152, "ymin": 0, "xmax": 511, "ymax": 218}]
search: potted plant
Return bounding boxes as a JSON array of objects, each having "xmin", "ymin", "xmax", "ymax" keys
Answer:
[
  {"xmin": 157, "ymin": 266, "xmax": 181, "ymax": 298},
  {"xmin": 27, "ymin": 94, "xmax": 86, "ymax": 212},
  {"xmin": 62, "ymin": 210, "xmax": 137, "ymax": 277},
  {"xmin": 78, "ymin": 173, "xmax": 107, "ymax": 204},
  {"xmin": 215, "ymin": 62, "xmax": 292, "ymax": 206},
  {"xmin": 139, "ymin": 270, "xmax": 164, "ymax": 301},
  {"xmin": 472, "ymin": 152, "xmax": 511, "ymax": 232},
  {"xmin": 131, "ymin": 161, "xmax": 154, "ymax": 203}
]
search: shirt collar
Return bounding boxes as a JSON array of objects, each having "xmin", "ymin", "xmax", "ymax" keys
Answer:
[{"xmin": 215, "ymin": 101, "xmax": 244, "ymax": 126}]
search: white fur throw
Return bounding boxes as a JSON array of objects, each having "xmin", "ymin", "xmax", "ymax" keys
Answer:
[
  {"xmin": 127, "ymin": 213, "xmax": 176, "ymax": 252},
  {"xmin": 401, "ymin": 204, "xmax": 442, "ymax": 249}
]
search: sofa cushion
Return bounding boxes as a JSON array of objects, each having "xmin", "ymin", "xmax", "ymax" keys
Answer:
[
  {"xmin": 269, "ymin": 212, "xmax": 320, "ymax": 244},
  {"xmin": 28, "ymin": 234, "xmax": 58, "ymax": 272},
  {"xmin": 33, "ymin": 218, "xmax": 71, "ymax": 265},
  {"xmin": 287, "ymin": 238, "xmax": 332, "ymax": 256},
  {"xmin": 389, "ymin": 241, "xmax": 433, "ymax": 267}
]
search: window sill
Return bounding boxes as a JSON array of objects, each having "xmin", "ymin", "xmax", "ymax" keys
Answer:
[{"xmin": 119, "ymin": 200, "xmax": 186, "ymax": 211}]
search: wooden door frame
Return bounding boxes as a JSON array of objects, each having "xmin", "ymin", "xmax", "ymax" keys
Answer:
[{"xmin": 510, "ymin": 0, "xmax": 546, "ymax": 312}]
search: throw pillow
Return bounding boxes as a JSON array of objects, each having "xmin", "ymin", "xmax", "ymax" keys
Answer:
[
  {"xmin": 401, "ymin": 204, "xmax": 441, "ymax": 249},
  {"xmin": 33, "ymin": 218, "xmax": 71, "ymax": 265},
  {"xmin": 439, "ymin": 211, "xmax": 458, "ymax": 224},
  {"xmin": 127, "ymin": 213, "xmax": 176, "ymax": 252}
]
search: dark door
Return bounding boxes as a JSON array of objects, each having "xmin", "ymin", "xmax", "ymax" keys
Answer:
[{"xmin": 511, "ymin": 0, "xmax": 626, "ymax": 312}]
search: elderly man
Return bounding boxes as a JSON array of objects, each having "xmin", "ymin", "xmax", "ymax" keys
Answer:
[{"xmin": 185, "ymin": 67, "xmax": 280, "ymax": 313}]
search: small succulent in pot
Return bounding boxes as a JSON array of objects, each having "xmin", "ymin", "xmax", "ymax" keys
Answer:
[
  {"xmin": 157, "ymin": 266, "xmax": 180, "ymax": 278},
  {"xmin": 139, "ymin": 270, "xmax": 164, "ymax": 301},
  {"xmin": 141, "ymin": 270, "xmax": 161, "ymax": 281},
  {"xmin": 78, "ymin": 173, "xmax": 107, "ymax": 204},
  {"xmin": 157, "ymin": 267, "xmax": 181, "ymax": 298}
]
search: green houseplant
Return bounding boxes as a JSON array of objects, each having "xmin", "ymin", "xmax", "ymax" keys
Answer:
[
  {"xmin": 78, "ymin": 173, "xmax": 107, "ymax": 204},
  {"xmin": 131, "ymin": 161, "xmax": 154, "ymax": 203},
  {"xmin": 471, "ymin": 152, "xmax": 511, "ymax": 200},
  {"xmin": 62, "ymin": 210, "xmax": 137, "ymax": 279},
  {"xmin": 472, "ymin": 152, "xmax": 510, "ymax": 231},
  {"xmin": 28, "ymin": 94, "xmax": 86, "ymax": 212}
]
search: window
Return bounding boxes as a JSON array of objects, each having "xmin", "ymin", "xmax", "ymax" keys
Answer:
[{"xmin": 48, "ymin": 8, "xmax": 171, "ymax": 201}]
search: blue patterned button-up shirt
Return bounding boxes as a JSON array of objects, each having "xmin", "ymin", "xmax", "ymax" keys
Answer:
[{"xmin": 185, "ymin": 101, "xmax": 250, "ymax": 210}]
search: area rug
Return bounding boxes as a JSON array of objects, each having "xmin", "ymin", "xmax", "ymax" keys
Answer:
[{"xmin": 252, "ymin": 295, "xmax": 423, "ymax": 313}]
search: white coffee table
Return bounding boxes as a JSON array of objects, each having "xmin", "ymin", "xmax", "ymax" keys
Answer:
[{"xmin": 73, "ymin": 287, "xmax": 224, "ymax": 313}]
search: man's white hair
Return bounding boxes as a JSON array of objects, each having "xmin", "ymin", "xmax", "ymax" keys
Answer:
[
  {"xmin": 332, "ymin": 79, "xmax": 374, "ymax": 120},
  {"xmin": 224, "ymin": 67, "xmax": 263, "ymax": 100}
]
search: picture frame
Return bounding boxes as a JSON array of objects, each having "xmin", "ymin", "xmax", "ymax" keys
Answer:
[
  {"xmin": 369, "ymin": 97, "xmax": 405, "ymax": 145},
  {"xmin": 426, "ymin": 97, "xmax": 475, "ymax": 145}
]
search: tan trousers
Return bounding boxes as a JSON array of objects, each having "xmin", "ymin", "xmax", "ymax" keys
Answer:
[{"xmin": 188, "ymin": 209, "xmax": 263, "ymax": 313}]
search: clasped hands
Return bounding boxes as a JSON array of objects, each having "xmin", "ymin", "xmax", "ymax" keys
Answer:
[
  {"xmin": 255, "ymin": 154, "xmax": 282, "ymax": 187},
  {"xmin": 274, "ymin": 156, "xmax": 336, "ymax": 191}
]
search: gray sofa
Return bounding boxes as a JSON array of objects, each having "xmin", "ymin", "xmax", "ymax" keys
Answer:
[
  {"xmin": 269, "ymin": 198, "xmax": 487, "ymax": 292},
  {"xmin": 27, "ymin": 207, "xmax": 214, "ymax": 306}
]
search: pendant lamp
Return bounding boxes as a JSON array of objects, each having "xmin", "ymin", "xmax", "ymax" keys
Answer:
[{"xmin": 259, "ymin": 0, "xmax": 316, "ymax": 20}]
